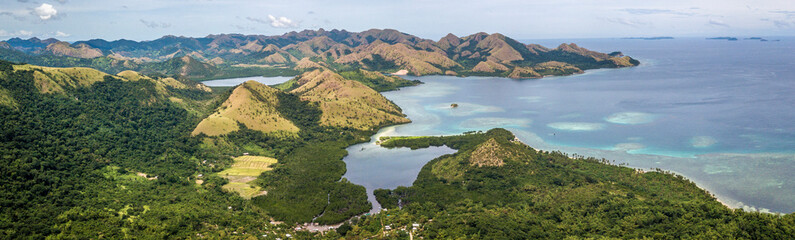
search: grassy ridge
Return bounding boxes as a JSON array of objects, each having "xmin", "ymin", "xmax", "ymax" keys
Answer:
[
  {"xmin": 0, "ymin": 61, "xmax": 277, "ymax": 238},
  {"xmin": 289, "ymin": 69, "xmax": 410, "ymax": 131},
  {"xmin": 337, "ymin": 69, "xmax": 421, "ymax": 92},
  {"xmin": 192, "ymin": 80, "xmax": 299, "ymax": 136}
]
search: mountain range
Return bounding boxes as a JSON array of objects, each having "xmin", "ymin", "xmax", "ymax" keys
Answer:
[
  {"xmin": 1, "ymin": 34, "xmax": 793, "ymax": 237},
  {"xmin": 1, "ymin": 29, "xmax": 639, "ymax": 79}
]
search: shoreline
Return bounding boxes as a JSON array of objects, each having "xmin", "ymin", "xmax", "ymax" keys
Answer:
[{"xmin": 507, "ymin": 128, "xmax": 793, "ymax": 214}]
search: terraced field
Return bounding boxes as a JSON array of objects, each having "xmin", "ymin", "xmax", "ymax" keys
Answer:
[{"xmin": 218, "ymin": 156, "xmax": 278, "ymax": 199}]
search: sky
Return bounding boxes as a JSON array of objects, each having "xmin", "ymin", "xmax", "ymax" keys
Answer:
[{"xmin": 1, "ymin": 0, "xmax": 794, "ymax": 42}]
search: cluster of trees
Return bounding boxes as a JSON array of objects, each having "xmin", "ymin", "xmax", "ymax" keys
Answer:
[
  {"xmin": 2, "ymin": 58, "xmax": 792, "ymax": 238},
  {"xmin": 195, "ymin": 83, "xmax": 380, "ymax": 225},
  {"xmin": 338, "ymin": 69, "xmax": 421, "ymax": 92},
  {"xmin": 367, "ymin": 129, "xmax": 795, "ymax": 239},
  {"xmin": 0, "ymin": 48, "xmax": 132, "ymax": 74},
  {"xmin": 0, "ymin": 60, "xmax": 281, "ymax": 238},
  {"xmin": 252, "ymin": 142, "xmax": 371, "ymax": 224}
]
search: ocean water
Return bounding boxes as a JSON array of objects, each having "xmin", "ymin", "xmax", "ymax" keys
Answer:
[{"xmin": 342, "ymin": 37, "xmax": 795, "ymax": 213}]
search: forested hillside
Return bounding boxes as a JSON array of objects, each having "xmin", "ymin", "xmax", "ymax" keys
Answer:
[
  {"xmin": 366, "ymin": 129, "xmax": 795, "ymax": 239},
  {"xmin": 1, "ymin": 59, "xmax": 792, "ymax": 239},
  {"xmin": 0, "ymin": 59, "xmax": 406, "ymax": 238}
]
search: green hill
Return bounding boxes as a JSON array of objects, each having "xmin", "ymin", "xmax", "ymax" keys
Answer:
[
  {"xmin": 192, "ymin": 80, "xmax": 299, "ymax": 136},
  {"xmin": 286, "ymin": 69, "xmax": 410, "ymax": 131},
  {"xmin": 0, "ymin": 59, "xmax": 792, "ymax": 239},
  {"xmin": 372, "ymin": 129, "xmax": 795, "ymax": 239},
  {"xmin": 0, "ymin": 60, "xmax": 267, "ymax": 238},
  {"xmin": 139, "ymin": 55, "xmax": 219, "ymax": 79}
]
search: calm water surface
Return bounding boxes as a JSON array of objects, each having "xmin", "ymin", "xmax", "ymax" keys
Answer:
[
  {"xmin": 201, "ymin": 75, "xmax": 293, "ymax": 86},
  {"xmin": 342, "ymin": 37, "xmax": 795, "ymax": 213}
]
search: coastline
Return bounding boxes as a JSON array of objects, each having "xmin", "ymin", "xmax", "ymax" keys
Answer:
[{"xmin": 507, "ymin": 128, "xmax": 793, "ymax": 214}]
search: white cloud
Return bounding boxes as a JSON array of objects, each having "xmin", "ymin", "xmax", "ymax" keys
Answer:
[
  {"xmin": 267, "ymin": 15, "xmax": 298, "ymax": 28},
  {"xmin": 708, "ymin": 19, "xmax": 730, "ymax": 27},
  {"xmin": 246, "ymin": 16, "xmax": 268, "ymax": 24},
  {"xmin": 0, "ymin": 29, "xmax": 34, "ymax": 37},
  {"xmin": 620, "ymin": 8, "xmax": 695, "ymax": 16},
  {"xmin": 140, "ymin": 19, "xmax": 171, "ymax": 28},
  {"xmin": 34, "ymin": 3, "xmax": 58, "ymax": 20},
  {"xmin": 603, "ymin": 17, "xmax": 652, "ymax": 28},
  {"xmin": 55, "ymin": 31, "xmax": 70, "ymax": 37}
]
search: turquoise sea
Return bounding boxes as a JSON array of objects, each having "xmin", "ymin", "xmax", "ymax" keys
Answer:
[{"xmin": 342, "ymin": 37, "xmax": 795, "ymax": 213}]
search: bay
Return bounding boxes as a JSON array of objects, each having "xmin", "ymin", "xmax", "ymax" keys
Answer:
[
  {"xmin": 201, "ymin": 75, "xmax": 293, "ymax": 87},
  {"xmin": 342, "ymin": 37, "xmax": 795, "ymax": 213}
]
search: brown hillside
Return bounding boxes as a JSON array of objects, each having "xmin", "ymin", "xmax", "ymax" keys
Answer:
[
  {"xmin": 294, "ymin": 57, "xmax": 323, "ymax": 70},
  {"xmin": 335, "ymin": 41, "xmax": 461, "ymax": 75},
  {"xmin": 289, "ymin": 70, "xmax": 409, "ymax": 130},
  {"xmin": 45, "ymin": 42, "xmax": 103, "ymax": 59},
  {"xmin": 469, "ymin": 138, "xmax": 507, "ymax": 167},
  {"xmin": 13, "ymin": 65, "xmax": 108, "ymax": 93},
  {"xmin": 192, "ymin": 80, "xmax": 299, "ymax": 136},
  {"xmin": 283, "ymin": 36, "xmax": 338, "ymax": 57},
  {"xmin": 437, "ymin": 33, "xmax": 462, "ymax": 50},
  {"xmin": 472, "ymin": 60, "xmax": 509, "ymax": 73},
  {"xmin": 508, "ymin": 67, "xmax": 541, "ymax": 79},
  {"xmin": 475, "ymin": 33, "xmax": 524, "ymax": 63}
]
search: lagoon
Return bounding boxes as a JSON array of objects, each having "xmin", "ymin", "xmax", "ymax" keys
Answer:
[
  {"xmin": 342, "ymin": 37, "xmax": 795, "ymax": 213},
  {"xmin": 201, "ymin": 75, "xmax": 293, "ymax": 87}
]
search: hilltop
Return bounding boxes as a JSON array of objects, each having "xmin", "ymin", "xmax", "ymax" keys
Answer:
[
  {"xmin": 283, "ymin": 69, "xmax": 410, "ymax": 131},
  {"xmin": 372, "ymin": 129, "xmax": 795, "ymax": 239},
  {"xmin": 192, "ymin": 80, "xmax": 299, "ymax": 136},
  {"xmin": 0, "ymin": 59, "xmax": 398, "ymax": 237},
  {"xmin": 1, "ymin": 29, "xmax": 639, "ymax": 80}
]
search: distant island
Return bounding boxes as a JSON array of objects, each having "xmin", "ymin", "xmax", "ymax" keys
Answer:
[
  {"xmin": 745, "ymin": 37, "xmax": 780, "ymax": 42},
  {"xmin": 0, "ymin": 29, "xmax": 639, "ymax": 80},
  {"xmin": 622, "ymin": 37, "xmax": 674, "ymax": 40},
  {"xmin": 707, "ymin": 37, "xmax": 738, "ymax": 41}
]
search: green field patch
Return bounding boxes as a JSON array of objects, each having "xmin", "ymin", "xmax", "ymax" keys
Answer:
[
  {"xmin": 222, "ymin": 182, "xmax": 266, "ymax": 199},
  {"xmin": 217, "ymin": 156, "xmax": 277, "ymax": 199},
  {"xmin": 219, "ymin": 156, "xmax": 278, "ymax": 176}
]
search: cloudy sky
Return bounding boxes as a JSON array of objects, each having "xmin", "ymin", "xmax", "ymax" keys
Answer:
[{"xmin": 2, "ymin": 0, "xmax": 794, "ymax": 41}]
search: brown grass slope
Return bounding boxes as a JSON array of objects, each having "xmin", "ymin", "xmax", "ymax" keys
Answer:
[
  {"xmin": 469, "ymin": 138, "xmax": 508, "ymax": 167},
  {"xmin": 431, "ymin": 135, "xmax": 532, "ymax": 182},
  {"xmin": 0, "ymin": 85, "xmax": 16, "ymax": 108},
  {"xmin": 192, "ymin": 80, "xmax": 299, "ymax": 136},
  {"xmin": 282, "ymin": 36, "xmax": 338, "ymax": 58},
  {"xmin": 13, "ymin": 64, "xmax": 109, "ymax": 94},
  {"xmin": 472, "ymin": 60, "xmax": 510, "ymax": 73},
  {"xmin": 45, "ymin": 42, "xmax": 104, "ymax": 59},
  {"xmin": 294, "ymin": 57, "xmax": 323, "ymax": 70},
  {"xmin": 554, "ymin": 43, "xmax": 636, "ymax": 67},
  {"xmin": 117, "ymin": 70, "xmax": 212, "ymax": 93},
  {"xmin": 335, "ymin": 41, "xmax": 461, "ymax": 75},
  {"xmin": 289, "ymin": 69, "xmax": 409, "ymax": 130}
]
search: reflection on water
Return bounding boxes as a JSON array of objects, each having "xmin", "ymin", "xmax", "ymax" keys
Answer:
[
  {"xmin": 200, "ymin": 76, "xmax": 293, "ymax": 87},
  {"xmin": 547, "ymin": 122, "xmax": 606, "ymax": 131},
  {"xmin": 343, "ymin": 38, "xmax": 795, "ymax": 213},
  {"xmin": 341, "ymin": 127, "xmax": 455, "ymax": 213},
  {"xmin": 605, "ymin": 112, "xmax": 656, "ymax": 125}
]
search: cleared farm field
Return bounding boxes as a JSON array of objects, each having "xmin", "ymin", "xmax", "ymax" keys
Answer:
[
  {"xmin": 219, "ymin": 156, "xmax": 277, "ymax": 176},
  {"xmin": 218, "ymin": 156, "xmax": 277, "ymax": 199}
]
